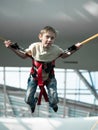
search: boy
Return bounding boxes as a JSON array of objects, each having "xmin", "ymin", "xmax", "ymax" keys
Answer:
[{"xmin": 4, "ymin": 26, "xmax": 82, "ymax": 113}]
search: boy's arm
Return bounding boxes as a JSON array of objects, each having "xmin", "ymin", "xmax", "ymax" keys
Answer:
[
  {"xmin": 4, "ymin": 40, "xmax": 30, "ymax": 59},
  {"xmin": 61, "ymin": 33, "xmax": 98, "ymax": 58},
  {"xmin": 61, "ymin": 43, "xmax": 82, "ymax": 58}
]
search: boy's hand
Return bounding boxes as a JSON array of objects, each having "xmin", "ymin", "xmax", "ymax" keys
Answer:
[
  {"xmin": 4, "ymin": 40, "xmax": 12, "ymax": 48},
  {"xmin": 75, "ymin": 42, "xmax": 82, "ymax": 49}
]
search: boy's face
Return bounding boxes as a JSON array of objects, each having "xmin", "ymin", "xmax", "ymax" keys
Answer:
[{"xmin": 39, "ymin": 31, "xmax": 56, "ymax": 48}]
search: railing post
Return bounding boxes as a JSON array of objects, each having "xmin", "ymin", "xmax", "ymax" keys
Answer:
[
  {"xmin": 3, "ymin": 66, "xmax": 7, "ymax": 117},
  {"xmin": 63, "ymin": 69, "xmax": 67, "ymax": 118}
]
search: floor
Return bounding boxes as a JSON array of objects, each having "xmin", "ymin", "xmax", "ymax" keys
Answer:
[{"xmin": 0, "ymin": 117, "xmax": 98, "ymax": 130}]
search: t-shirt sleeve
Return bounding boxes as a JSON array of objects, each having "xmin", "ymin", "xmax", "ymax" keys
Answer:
[{"xmin": 25, "ymin": 44, "xmax": 34, "ymax": 56}]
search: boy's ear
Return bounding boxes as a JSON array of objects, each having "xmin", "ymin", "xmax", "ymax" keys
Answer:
[{"xmin": 38, "ymin": 34, "xmax": 42, "ymax": 40}]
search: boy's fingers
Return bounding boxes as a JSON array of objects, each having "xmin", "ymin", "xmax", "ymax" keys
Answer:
[{"xmin": 4, "ymin": 40, "xmax": 12, "ymax": 47}]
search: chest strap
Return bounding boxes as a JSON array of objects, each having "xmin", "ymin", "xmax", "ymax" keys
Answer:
[{"xmin": 30, "ymin": 60, "xmax": 55, "ymax": 86}]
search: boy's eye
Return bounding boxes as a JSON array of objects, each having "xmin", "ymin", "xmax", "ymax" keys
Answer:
[
  {"xmin": 46, "ymin": 36, "xmax": 54, "ymax": 40},
  {"xmin": 46, "ymin": 36, "xmax": 49, "ymax": 39},
  {"xmin": 51, "ymin": 36, "xmax": 55, "ymax": 40}
]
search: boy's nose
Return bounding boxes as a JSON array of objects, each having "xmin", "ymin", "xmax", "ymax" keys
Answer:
[{"xmin": 48, "ymin": 37, "xmax": 52, "ymax": 41}]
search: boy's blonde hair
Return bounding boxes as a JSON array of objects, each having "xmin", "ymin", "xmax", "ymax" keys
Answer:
[{"xmin": 40, "ymin": 26, "xmax": 57, "ymax": 36}]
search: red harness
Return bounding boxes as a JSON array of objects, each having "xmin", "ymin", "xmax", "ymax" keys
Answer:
[{"xmin": 30, "ymin": 60, "xmax": 55, "ymax": 105}]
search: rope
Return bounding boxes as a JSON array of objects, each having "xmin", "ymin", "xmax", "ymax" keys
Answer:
[
  {"xmin": 80, "ymin": 33, "xmax": 98, "ymax": 45},
  {"xmin": 90, "ymin": 120, "xmax": 98, "ymax": 130}
]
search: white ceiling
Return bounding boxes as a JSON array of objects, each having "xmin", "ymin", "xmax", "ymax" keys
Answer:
[{"xmin": 0, "ymin": 0, "xmax": 98, "ymax": 71}]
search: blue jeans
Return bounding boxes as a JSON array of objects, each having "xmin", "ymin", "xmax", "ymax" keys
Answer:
[{"xmin": 25, "ymin": 74, "xmax": 59, "ymax": 108}]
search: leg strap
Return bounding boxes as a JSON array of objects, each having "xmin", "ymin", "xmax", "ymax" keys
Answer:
[{"xmin": 37, "ymin": 85, "xmax": 48, "ymax": 105}]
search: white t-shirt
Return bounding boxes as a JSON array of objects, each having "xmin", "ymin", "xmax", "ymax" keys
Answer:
[
  {"xmin": 25, "ymin": 42, "xmax": 64, "ymax": 80},
  {"xmin": 25, "ymin": 42, "xmax": 64, "ymax": 62}
]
